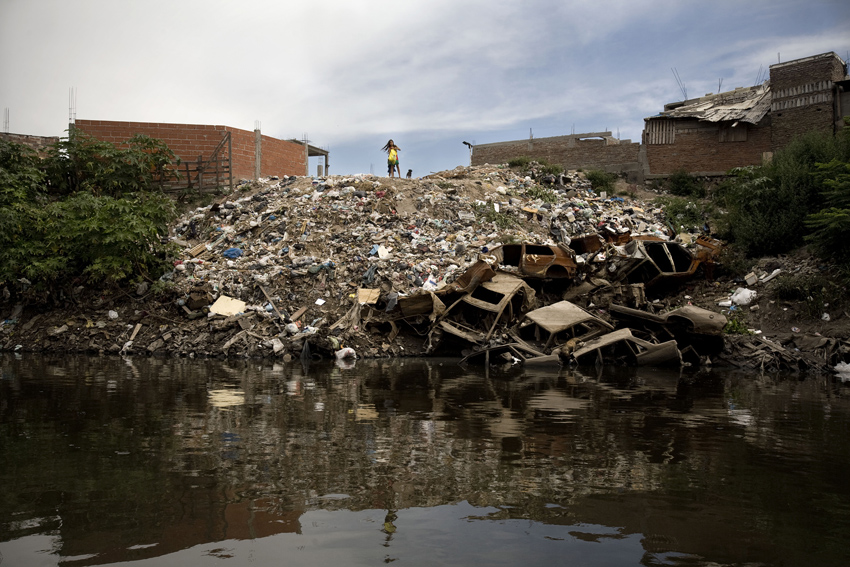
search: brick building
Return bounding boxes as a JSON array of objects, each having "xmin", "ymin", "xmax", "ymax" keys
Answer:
[
  {"xmin": 72, "ymin": 120, "xmax": 329, "ymax": 189},
  {"xmin": 471, "ymin": 51, "xmax": 848, "ymax": 180},
  {"xmin": 471, "ymin": 132, "xmax": 644, "ymax": 181},
  {"xmin": 644, "ymin": 51, "xmax": 849, "ymax": 176}
]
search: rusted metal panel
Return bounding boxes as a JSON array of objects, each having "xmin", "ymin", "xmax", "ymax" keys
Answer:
[
  {"xmin": 572, "ymin": 328, "xmax": 682, "ymax": 367},
  {"xmin": 489, "ymin": 243, "xmax": 577, "ymax": 279},
  {"xmin": 523, "ymin": 301, "xmax": 613, "ymax": 335},
  {"xmin": 447, "ymin": 259, "xmax": 496, "ymax": 293},
  {"xmin": 569, "ymin": 234, "xmax": 605, "ymax": 255},
  {"xmin": 608, "ymin": 239, "xmax": 698, "ymax": 289}
]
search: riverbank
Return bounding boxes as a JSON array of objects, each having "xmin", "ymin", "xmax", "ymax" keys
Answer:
[{"xmin": 2, "ymin": 164, "xmax": 848, "ymax": 375}]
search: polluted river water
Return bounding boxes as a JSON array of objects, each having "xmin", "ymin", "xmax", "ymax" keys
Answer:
[{"xmin": 1, "ymin": 354, "xmax": 849, "ymax": 566}]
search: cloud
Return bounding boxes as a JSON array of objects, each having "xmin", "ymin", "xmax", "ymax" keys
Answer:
[{"xmin": 2, "ymin": 0, "xmax": 850, "ymax": 174}]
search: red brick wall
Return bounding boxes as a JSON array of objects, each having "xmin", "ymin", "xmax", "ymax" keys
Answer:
[
  {"xmin": 227, "ymin": 127, "xmax": 255, "ymax": 180},
  {"xmin": 261, "ymin": 134, "xmax": 305, "ymax": 179},
  {"xmin": 645, "ymin": 118, "xmax": 772, "ymax": 174},
  {"xmin": 769, "ymin": 52, "xmax": 846, "ymax": 148},
  {"xmin": 471, "ymin": 134, "xmax": 641, "ymax": 171},
  {"xmin": 73, "ymin": 120, "xmax": 307, "ymax": 180},
  {"xmin": 0, "ymin": 132, "xmax": 59, "ymax": 157}
]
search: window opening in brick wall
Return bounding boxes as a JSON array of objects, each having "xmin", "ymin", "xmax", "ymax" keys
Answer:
[
  {"xmin": 719, "ymin": 122, "xmax": 747, "ymax": 142},
  {"xmin": 645, "ymin": 120, "xmax": 674, "ymax": 144}
]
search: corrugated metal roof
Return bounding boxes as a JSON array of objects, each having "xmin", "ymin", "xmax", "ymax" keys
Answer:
[{"xmin": 648, "ymin": 83, "xmax": 771, "ymax": 125}]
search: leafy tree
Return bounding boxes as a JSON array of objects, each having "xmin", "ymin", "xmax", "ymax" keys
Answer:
[
  {"xmin": 0, "ymin": 134, "xmax": 179, "ymax": 301},
  {"xmin": 804, "ymin": 159, "xmax": 850, "ymax": 265},
  {"xmin": 721, "ymin": 129, "xmax": 849, "ymax": 257},
  {"xmin": 44, "ymin": 131, "xmax": 179, "ymax": 197}
]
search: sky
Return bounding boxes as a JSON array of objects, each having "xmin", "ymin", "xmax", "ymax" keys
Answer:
[{"xmin": 2, "ymin": 0, "xmax": 850, "ymax": 177}]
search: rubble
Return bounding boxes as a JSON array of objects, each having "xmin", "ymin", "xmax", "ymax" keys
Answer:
[{"xmin": 1, "ymin": 163, "xmax": 848, "ymax": 375}]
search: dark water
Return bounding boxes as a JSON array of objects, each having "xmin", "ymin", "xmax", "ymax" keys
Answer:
[{"xmin": 1, "ymin": 355, "xmax": 850, "ymax": 567}]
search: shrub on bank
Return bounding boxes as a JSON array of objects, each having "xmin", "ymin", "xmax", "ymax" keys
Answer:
[
  {"xmin": 720, "ymin": 127, "xmax": 850, "ymax": 262},
  {"xmin": 0, "ymin": 133, "xmax": 179, "ymax": 300}
]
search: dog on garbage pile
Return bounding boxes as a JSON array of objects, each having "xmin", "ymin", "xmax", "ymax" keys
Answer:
[{"xmin": 406, "ymin": 169, "xmax": 412, "ymax": 179}]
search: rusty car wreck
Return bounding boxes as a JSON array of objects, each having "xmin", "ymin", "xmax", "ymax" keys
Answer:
[{"xmin": 339, "ymin": 228, "xmax": 727, "ymax": 369}]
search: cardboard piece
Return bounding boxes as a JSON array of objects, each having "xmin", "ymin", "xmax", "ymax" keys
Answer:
[{"xmin": 209, "ymin": 295, "xmax": 246, "ymax": 316}]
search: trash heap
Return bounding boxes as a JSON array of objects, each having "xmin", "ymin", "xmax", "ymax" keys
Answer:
[
  {"xmin": 5, "ymin": 162, "xmax": 845, "ymax": 374},
  {"xmin": 151, "ymin": 164, "xmax": 717, "ymax": 362}
]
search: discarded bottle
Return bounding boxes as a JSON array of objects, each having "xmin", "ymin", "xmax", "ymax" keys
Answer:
[{"xmin": 292, "ymin": 256, "xmax": 315, "ymax": 267}]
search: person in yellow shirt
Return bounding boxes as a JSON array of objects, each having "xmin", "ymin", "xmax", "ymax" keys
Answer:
[{"xmin": 382, "ymin": 139, "xmax": 401, "ymax": 178}]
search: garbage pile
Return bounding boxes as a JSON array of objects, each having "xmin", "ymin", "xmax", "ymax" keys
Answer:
[
  {"xmin": 3, "ymin": 162, "xmax": 846, "ymax": 373},
  {"xmin": 143, "ymin": 164, "xmax": 729, "ymax": 366}
]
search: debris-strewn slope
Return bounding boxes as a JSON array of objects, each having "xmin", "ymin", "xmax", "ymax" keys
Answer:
[{"xmin": 2, "ymin": 164, "xmax": 848, "ymax": 375}]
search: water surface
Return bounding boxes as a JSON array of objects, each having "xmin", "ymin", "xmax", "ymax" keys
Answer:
[{"xmin": 2, "ymin": 355, "xmax": 849, "ymax": 566}]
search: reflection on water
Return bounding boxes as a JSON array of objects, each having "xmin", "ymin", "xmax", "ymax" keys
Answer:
[{"xmin": 2, "ymin": 355, "xmax": 850, "ymax": 566}]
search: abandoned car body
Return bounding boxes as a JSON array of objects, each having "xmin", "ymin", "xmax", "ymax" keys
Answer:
[
  {"xmin": 460, "ymin": 300, "xmax": 614, "ymax": 366},
  {"xmin": 459, "ymin": 342, "xmax": 560, "ymax": 366},
  {"xmin": 511, "ymin": 300, "xmax": 614, "ymax": 354},
  {"xmin": 426, "ymin": 273, "xmax": 536, "ymax": 354},
  {"xmin": 349, "ymin": 233, "xmax": 726, "ymax": 366},
  {"xmin": 571, "ymin": 328, "xmax": 683, "ymax": 367},
  {"xmin": 608, "ymin": 304, "xmax": 727, "ymax": 357},
  {"xmin": 487, "ymin": 243, "xmax": 577, "ymax": 279},
  {"xmin": 606, "ymin": 239, "xmax": 699, "ymax": 289}
]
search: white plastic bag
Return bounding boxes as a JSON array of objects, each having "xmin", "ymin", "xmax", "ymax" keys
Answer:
[
  {"xmin": 731, "ymin": 287, "xmax": 757, "ymax": 306},
  {"xmin": 335, "ymin": 347, "xmax": 356, "ymax": 360}
]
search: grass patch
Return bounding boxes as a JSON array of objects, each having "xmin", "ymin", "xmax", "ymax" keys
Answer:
[
  {"xmin": 525, "ymin": 185, "xmax": 557, "ymax": 203},
  {"xmin": 508, "ymin": 156, "xmax": 531, "ymax": 168},
  {"xmin": 771, "ymin": 272, "xmax": 847, "ymax": 318},
  {"xmin": 472, "ymin": 202, "xmax": 516, "ymax": 229}
]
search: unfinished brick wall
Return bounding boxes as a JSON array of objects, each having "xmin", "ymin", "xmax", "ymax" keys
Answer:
[
  {"xmin": 73, "ymin": 120, "xmax": 307, "ymax": 180},
  {"xmin": 471, "ymin": 133, "xmax": 641, "ymax": 172},
  {"xmin": 645, "ymin": 118, "xmax": 773, "ymax": 174},
  {"xmin": 0, "ymin": 132, "xmax": 60, "ymax": 157},
  {"xmin": 769, "ymin": 52, "xmax": 847, "ymax": 148},
  {"xmin": 260, "ymin": 133, "xmax": 305, "ymax": 179}
]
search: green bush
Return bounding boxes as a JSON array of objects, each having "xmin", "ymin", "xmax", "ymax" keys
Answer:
[
  {"xmin": 666, "ymin": 169, "xmax": 705, "ymax": 197},
  {"xmin": 540, "ymin": 163, "xmax": 564, "ymax": 176},
  {"xmin": 585, "ymin": 170, "xmax": 616, "ymax": 192},
  {"xmin": 0, "ymin": 135, "xmax": 179, "ymax": 300},
  {"xmin": 507, "ymin": 156, "xmax": 530, "ymax": 168},
  {"xmin": 653, "ymin": 195, "xmax": 714, "ymax": 233},
  {"xmin": 525, "ymin": 185, "xmax": 557, "ymax": 203},
  {"xmin": 723, "ymin": 314, "xmax": 753, "ymax": 335},
  {"xmin": 720, "ymin": 129, "xmax": 850, "ymax": 257}
]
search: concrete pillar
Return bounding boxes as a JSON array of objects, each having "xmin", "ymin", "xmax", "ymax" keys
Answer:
[{"xmin": 254, "ymin": 128, "xmax": 261, "ymax": 180}]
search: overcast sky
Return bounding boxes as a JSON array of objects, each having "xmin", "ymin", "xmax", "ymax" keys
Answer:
[{"xmin": 2, "ymin": 0, "xmax": 849, "ymax": 177}]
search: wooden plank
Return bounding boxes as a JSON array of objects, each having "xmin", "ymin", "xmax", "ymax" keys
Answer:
[
  {"xmin": 258, "ymin": 285, "xmax": 284, "ymax": 320},
  {"xmin": 188, "ymin": 242, "xmax": 207, "ymax": 257},
  {"xmin": 129, "ymin": 323, "xmax": 142, "ymax": 341},
  {"xmin": 222, "ymin": 330, "xmax": 247, "ymax": 350}
]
